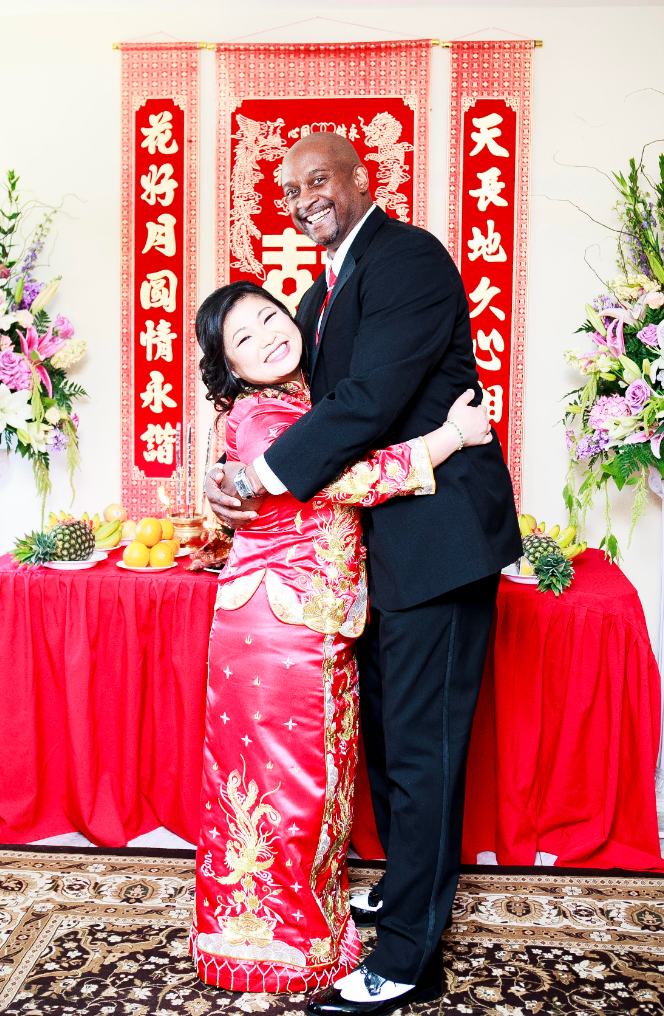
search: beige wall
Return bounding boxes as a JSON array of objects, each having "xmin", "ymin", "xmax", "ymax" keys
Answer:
[{"xmin": 1, "ymin": 4, "xmax": 664, "ymax": 649}]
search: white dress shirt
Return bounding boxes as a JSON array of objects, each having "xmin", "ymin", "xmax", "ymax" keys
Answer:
[{"xmin": 253, "ymin": 204, "xmax": 377, "ymax": 496}]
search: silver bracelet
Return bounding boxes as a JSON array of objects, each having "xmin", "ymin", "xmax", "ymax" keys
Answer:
[{"xmin": 445, "ymin": 419, "xmax": 464, "ymax": 451}]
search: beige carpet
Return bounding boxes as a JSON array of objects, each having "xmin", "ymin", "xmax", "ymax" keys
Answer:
[{"xmin": 1, "ymin": 850, "xmax": 663, "ymax": 1013}]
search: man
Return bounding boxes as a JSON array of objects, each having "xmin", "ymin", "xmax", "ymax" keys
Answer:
[{"xmin": 206, "ymin": 132, "xmax": 522, "ymax": 1014}]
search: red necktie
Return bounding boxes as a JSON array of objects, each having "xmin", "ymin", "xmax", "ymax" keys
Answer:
[{"xmin": 316, "ymin": 268, "xmax": 337, "ymax": 346}]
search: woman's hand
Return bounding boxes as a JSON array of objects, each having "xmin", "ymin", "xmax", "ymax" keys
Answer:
[
  {"xmin": 447, "ymin": 389, "xmax": 493, "ymax": 447},
  {"xmin": 423, "ymin": 390, "xmax": 492, "ymax": 467}
]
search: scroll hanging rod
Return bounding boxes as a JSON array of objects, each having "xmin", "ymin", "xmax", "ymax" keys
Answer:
[
  {"xmin": 439, "ymin": 39, "xmax": 543, "ymax": 47},
  {"xmin": 114, "ymin": 39, "xmax": 442, "ymax": 49}
]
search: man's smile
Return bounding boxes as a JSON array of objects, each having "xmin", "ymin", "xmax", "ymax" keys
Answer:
[{"xmin": 302, "ymin": 206, "xmax": 334, "ymax": 226}]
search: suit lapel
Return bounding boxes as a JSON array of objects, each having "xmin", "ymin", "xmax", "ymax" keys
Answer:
[{"xmin": 308, "ymin": 207, "xmax": 390, "ymax": 382}]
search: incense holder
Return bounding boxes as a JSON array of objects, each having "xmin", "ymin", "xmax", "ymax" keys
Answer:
[{"xmin": 167, "ymin": 513, "xmax": 208, "ymax": 550}]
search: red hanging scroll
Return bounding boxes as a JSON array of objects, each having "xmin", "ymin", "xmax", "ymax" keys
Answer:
[
  {"xmin": 447, "ymin": 41, "xmax": 533, "ymax": 510},
  {"xmin": 120, "ymin": 43, "xmax": 199, "ymax": 517},
  {"xmin": 215, "ymin": 42, "xmax": 430, "ymax": 311}
]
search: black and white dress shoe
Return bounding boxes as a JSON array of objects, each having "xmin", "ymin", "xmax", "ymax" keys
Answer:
[
  {"xmin": 306, "ymin": 964, "xmax": 442, "ymax": 1016},
  {"xmin": 349, "ymin": 886, "xmax": 383, "ymax": 928}
]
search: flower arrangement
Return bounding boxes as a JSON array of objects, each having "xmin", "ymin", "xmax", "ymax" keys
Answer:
[
  {"xmin": 0, "ymin": 170, "xmax": 86, "ymax": 513},
  {"xmin": 563, "ymin": 154, "xmax": 664, "ymax": 560}
]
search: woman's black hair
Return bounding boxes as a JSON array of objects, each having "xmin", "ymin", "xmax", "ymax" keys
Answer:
[{"xmin": 196, "ymin": 280, "xmax": 307, "ymax": 413}]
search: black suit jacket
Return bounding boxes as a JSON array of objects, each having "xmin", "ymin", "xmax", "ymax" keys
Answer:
[{"xmin": 264, "ymin": 207, "xmax": 522, "ymax": 610}]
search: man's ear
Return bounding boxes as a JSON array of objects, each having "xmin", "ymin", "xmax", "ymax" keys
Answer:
[{"xmin": 353, "ymin": 163, "xmax": 370, "ymax": 195}]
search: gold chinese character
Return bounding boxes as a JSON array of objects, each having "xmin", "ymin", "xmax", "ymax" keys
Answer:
[
  {"xmin": 469, "ymin": 277, "xmax": 506, "ymax": 322},
  {"xmin": 140, "ymin": 370, "xmax": 177, "ymax": 414},
  {"xmin": 141, "ymin": 111, "xmax": 179, "ymax": 155},
  {"xmin": 469, "ymin": 113, "xmax": 509, "ymax": 158},
  {"xmin": 140, "ymin": 163, "xmax": 178, "ymax": 207},
  {"xmin": 469, "ymin": 169, "xmax": 508, "ymax": 213},
  {"xmin": 140, "ymin": 270, "xmax": 178, "ymax": 313},
  {"xmin": 467, "ymin": 220, "xmax": 507, "ymax": 263},
  {"xmin": 140, "ymin": 319, "xmax": 176, "ymax": 363},
  {"xmin": 143, "ymin": 214, "xmax": 177, "ymax": 257}
]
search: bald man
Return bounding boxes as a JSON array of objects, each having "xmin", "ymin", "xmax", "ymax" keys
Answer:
[{"xmin": 206, "ymin": 133, "xmax": 521, "ymax": 1014}]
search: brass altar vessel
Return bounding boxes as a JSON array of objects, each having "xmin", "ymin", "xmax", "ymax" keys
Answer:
[{"xmin": 167, "ymin": 512, "xmax": 208, "ymax": 551}]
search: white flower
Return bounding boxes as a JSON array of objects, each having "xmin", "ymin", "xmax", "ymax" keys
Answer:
[
  {"xmin": 16, "ymin": 419, "xmax": 52, "ymax": 453},
  {"xmin": 51, "ymin": 336, "xmax": 86, "ymax": 370},
  {"xmin": 645, "ymin": 290, "xmax": 664, "ymax": 309},
  {"xmin": 44, "ymin": 406, "xmax": 62, "ymax": 425},
  {"xmin": 0, "ymin": 312, "xmax": 17, "ymax": 331},
  {"xmin": 0, "ymin": 384, "xmax": 32, "ymax": 432}
]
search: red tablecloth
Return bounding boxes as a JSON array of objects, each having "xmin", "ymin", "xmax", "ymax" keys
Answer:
[
  {"xmin": 0, "ymin": 552, "xmax": 218, "ymax": 847},
  {"xmin": 1, "ymin": 548, "xmax": 662, "ymax": 870}
]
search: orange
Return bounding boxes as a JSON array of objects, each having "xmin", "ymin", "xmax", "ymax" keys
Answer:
[
  {"xmin": 164, "ymin": 537, "xmax": 180, "ymax": 555},
  {"xmin": 135, "ymin": 517, "xmax": 163, "ymax": 548},
  {"xmin": 150, "ymin": 542, "xmax": 175, "ymax": 568},
  {"xmin": 123, "ymin": 541, "xmax": 150, "ymax": 568},
  {"xmin": 122, "ymin": 519, "xmax": 137, "ymax": 540},
  {"xmin": 104, "ymin": 503, "xmax": 128, "ymax": 523},
  {"xmin": 160, "ymin": 518, "xmax": 175, "ymax": 540}
]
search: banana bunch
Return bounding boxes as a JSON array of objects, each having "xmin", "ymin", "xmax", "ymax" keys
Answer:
[
  {"xmin": 518, "ymin": 514, "xmax": 587, "ymax": 561},
  {"xmin": 46, "ymin": 510, "xmax": 103, "ymax": 533},
  {"xmin": 95, "ymin": 519, "xmax": 122, "ymax": 549}
]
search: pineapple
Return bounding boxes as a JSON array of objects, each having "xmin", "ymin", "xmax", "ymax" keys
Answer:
[
  {"xmin": 13, "ymin": 520, "xmax": 96, "ymax": 566},
  {"xmin": 521, "ymin": 532, "xmax": 574, "ymax": 597}
]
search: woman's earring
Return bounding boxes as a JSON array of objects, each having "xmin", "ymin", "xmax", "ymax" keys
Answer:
[{"xmin": 231, "ymin": 371, "xmax": 239, "ymax": 379}]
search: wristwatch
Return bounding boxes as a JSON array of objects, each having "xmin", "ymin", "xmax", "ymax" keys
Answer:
[{"xmin": 234, "ymin": 466, "xmax": 257, "ymax": 501}]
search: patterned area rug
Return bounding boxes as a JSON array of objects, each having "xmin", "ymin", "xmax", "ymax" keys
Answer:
[{"xmin": 0, "ymin": 850, "xmax": 663, "ymax": 1014}]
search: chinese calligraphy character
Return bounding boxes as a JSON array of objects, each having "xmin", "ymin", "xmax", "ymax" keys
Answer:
[
  {"xmin": 473, "ymin": 328, "xmax": 504, "ymax": 371},
  {"xmin": 469, "ymin": 113, "xmax": 509, "ymax": 158},
  {"xmin": 140, "ymin": 422, "xmax": 178, "ymax": 464},
  {"xmin": 140, "ymin": 164, "xmax": 178, "ymax": 207},
  {"xmin": 469, "ymin": 168, "xmax": 508, "ymax": 212},
  {"xmin": 467, "ymin": 220, "xmax": 507, "ymax": 263},
  {"xmin": 140, "ymin": 319, "xmax": 176, "ymax": 363},
  {"xmin": 481, "ymin": 383, "xmax": 504, "ymax": 423},
  {"xmin": 469, "ymin": 277, "xmax": 506, "ymax": 321},
  {"xmin": 140, "ymin": 270, "xmax": 178, "ymax": 313},
  {"xmin": 140, "ymin": 111, "xmax": 179, "ymax": 155},
  {"xmin": 143, "ymin": 214, "xmax": 177, "ymax": 257},
  {"xmin": 261, "ymin": 227, "xmax": 318, "ymax": 315},
  {"xmin": 140, "ymin": 370, "xmax": 177, "ymax": 414}
]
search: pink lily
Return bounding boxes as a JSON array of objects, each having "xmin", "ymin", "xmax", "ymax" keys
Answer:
[
  {"xmin": 652, "ymin": 432, "xmax": 664, "ymax": 459},
  {"xmin": 593, "ymin": 309, "xmax": 628, "ymax": 358},
  {"xmin": 18, "ymin": 326, "xmax": 65, "ymax": 398}
]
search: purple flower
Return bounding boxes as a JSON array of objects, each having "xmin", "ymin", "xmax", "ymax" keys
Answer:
[
  {"xmin": 49, "ymin": 428, "xmax": 69, "ymax": 452},
  {"xmin": 637, "ymin": 324, "xmax": 659, "ymax": 346},
  {"xmin": 565, "ymin": 430, "xmax": 575, "ymax": 452},
  {"xmin": 0, "ymin": 350, "xmax": 32, "ymax": 390},
  {"xmin": 19, "ymin": 280, "xmax": 44, "ymax": 312},
  {"xmin": 574, "ymin": 436, "xmax": 593, "ymax": 461},
  {"xmin": 625, "ymin": 379, "xmax": 652, "ymax": 414},
  {"xmin": 54, "ymin": 314, "xmax": 74, "ymax": 339}
]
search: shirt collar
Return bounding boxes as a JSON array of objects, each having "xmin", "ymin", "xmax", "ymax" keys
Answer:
[{"xmin": 326, "ymin": 204, "xmax": 376, "ymax": 284}]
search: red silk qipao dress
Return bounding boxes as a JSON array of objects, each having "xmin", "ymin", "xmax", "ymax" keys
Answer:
[{"xmin": 191, "ymin": 381, "xmax": 434, "ymax": 993}]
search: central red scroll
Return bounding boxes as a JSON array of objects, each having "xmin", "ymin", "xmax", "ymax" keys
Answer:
[{"xmin": 215, "ymin": 42, "xmax": 430, "ymax": 311}]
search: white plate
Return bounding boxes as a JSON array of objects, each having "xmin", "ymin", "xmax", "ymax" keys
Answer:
[
  {"xmin": 43, "ymin": 550, "xmax": 106, "ymax": 570},
  {"xmin": 176, "ymin": 547, "xmax": 191, "ymax": 558},
  {"xmin": 501, "ymin": 563, "xmax": 538, "ymax": 585},
  {"xmin": 203, "ymin": 566, "xmax": 225, "ymax": 574},
  {"xmin": 119, "ymin": 537, "xmax": 134, "ymax": 546},
  {"xmin": 117, "ymin": 561, "xmax": 178, "ymax": 573}
]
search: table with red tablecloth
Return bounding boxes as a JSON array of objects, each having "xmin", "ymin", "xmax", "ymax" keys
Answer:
[{"xmin": 0, "ymin": 548, "xmax": 662, "ymax": 870}]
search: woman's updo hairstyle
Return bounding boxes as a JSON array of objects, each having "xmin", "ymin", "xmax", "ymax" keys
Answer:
[{"xmin": 196, "ymin": 280, "xmax": 306, "ymax": 413}]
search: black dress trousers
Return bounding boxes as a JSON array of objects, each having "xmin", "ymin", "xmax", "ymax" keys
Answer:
[{"xmin": 356, "ymin": 572, "xmax": 500, "ymax": 984}]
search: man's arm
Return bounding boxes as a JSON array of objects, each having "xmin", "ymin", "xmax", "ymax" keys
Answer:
[
  {"xmin": 265, "ymin": 232, "xmax": 465, "ymax": 502},
  {"xmin": 205, "ymin": 232, "xmax": 465, "ymax": 522}
]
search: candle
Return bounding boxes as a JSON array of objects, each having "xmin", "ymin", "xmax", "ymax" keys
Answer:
[
  {"xmin": 186, "ymin": 421, "xmax": 193, "ymax": 515},
  {"xmin": 175, "ymin": 421, "xmax": 182, "ymax": 513},
  {"xmin": 203, "ymin": 424, "xmax": 214, "ymax": 509}
]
